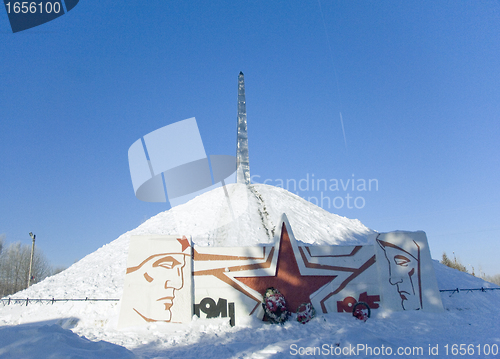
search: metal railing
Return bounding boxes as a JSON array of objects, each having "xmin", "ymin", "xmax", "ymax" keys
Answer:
[
  {"xmin": 2, "ymin": 287, "xmax": 499, "ymax": 306},
  {"xmin": 0, "ymin": 297, "xmax": 119, "ymax": 306},
  {"xmin": 439, "ymin": 287, "xmax": 500, "ymax": 296}
]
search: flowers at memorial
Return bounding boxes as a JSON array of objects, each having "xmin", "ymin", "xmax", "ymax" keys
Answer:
[
  {"xmin": 352, "ymin": 302, "xmax": 370, "ymax": 322},
  {"xmin": 262, "ymin": 287, "xmax": 289, "ymax": 324},
  {"xmin": 296, "ymin": 302, "xmax": 316, "ymax": 324}
]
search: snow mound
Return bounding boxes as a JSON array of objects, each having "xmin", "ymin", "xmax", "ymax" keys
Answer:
[
  {"xmin": 1, "ymin": 184, "xmax": 499, "ymax": 358},
  {"xmin": 10, "ymin": 184, "xmax": 375, "ymax": 300}
]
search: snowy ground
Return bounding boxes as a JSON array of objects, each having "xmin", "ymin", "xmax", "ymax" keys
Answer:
[
  {"xmin": 1, "ymin": 262, "xmax": 499, "ymax": 358},
  {"xmin": 1, "ymin": 185, "xmax": 499, "ymax": 358}
]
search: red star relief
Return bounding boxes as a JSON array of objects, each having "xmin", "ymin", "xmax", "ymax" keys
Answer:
[{"xmin": 235, "ymin": 223, "xmax": 337, "ymax": 312}]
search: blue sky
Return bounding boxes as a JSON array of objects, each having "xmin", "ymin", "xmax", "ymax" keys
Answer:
[{"xmin": 1, "ymin": 1, "xmax": 499, "ymax": 276}]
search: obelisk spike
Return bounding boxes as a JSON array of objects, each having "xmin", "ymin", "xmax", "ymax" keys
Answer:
[{"xmin": 236, "ymin": 72, "xmax": 250, "ymax": 184}]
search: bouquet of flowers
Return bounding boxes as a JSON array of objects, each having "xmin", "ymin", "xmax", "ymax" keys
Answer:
[
  {"xmin": 296, "ymin": 302, "xmax": 315, "ymax": 324},
  {"xmin": 262, "ymin": 287, "xmax": 289, "ymax": 324},
  {"xmin": 352, "ymin": 302, "xmax": 370, "ymax": 322}
]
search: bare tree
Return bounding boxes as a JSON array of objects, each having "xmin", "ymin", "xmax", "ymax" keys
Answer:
[
  {"xmin": 0, "ymin": 242, "xmax": 26, "ymax": 296},
  {"xmin": 0, "ymin": 234, "xmax": 5, "ymax": 255},
  {"xmin": 0, "ymin": 241, "xmax": 53, "ymax": 297}
]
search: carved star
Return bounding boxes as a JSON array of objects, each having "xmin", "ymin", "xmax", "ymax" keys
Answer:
[
  {"xmin": 177, "ymin": 236, "xmax": 190, "ymax": 252},
  {"xmin": 235, "ymin": 223, "xmax": 337, "ymax": 313}
]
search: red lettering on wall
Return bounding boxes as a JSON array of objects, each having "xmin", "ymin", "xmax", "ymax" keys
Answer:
[
  {"xmin": 337, "ymin": 296, "xmax": 357, "ymax": 312},
  {"xmin": 336, "ymin": 292, "xmax": 380, "ymax": 312}
]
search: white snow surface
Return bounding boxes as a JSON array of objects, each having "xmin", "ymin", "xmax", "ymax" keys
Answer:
[{"xmin": 1, "ymin": 184, "xmax": 499, "ymax": 358}]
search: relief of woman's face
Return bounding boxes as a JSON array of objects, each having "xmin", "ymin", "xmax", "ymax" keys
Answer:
[{"xmin": 378, "ymin": 240, "xmax": 421, "ymax": 310}]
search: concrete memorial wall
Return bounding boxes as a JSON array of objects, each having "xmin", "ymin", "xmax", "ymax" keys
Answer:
[{"xmin": 118, "ymin": 214, "xmax": 442, "ymax": 328}]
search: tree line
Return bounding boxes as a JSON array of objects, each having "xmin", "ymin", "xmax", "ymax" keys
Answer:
[
  {"xmin": 0, "ymin": 234, "xmax": 65, "ymax": 297},
  {"xmin": 441, "ymin": 251, "xmax": 500, "ymax": 286}
]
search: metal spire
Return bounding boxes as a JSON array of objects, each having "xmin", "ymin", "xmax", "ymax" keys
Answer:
[{"xmin": 236, "ymin": 72, "xmax": 250, "ymax": 184}]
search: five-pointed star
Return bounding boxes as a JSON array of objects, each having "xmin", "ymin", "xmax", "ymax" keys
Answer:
[{"xmin": 235, "ymin": 223, "xmax": 337, "ymax": 312}]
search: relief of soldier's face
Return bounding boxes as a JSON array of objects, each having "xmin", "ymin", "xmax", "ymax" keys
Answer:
[{"xmin": 127, "ymin": 253, "xmax": 186, "ymax": 322}]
